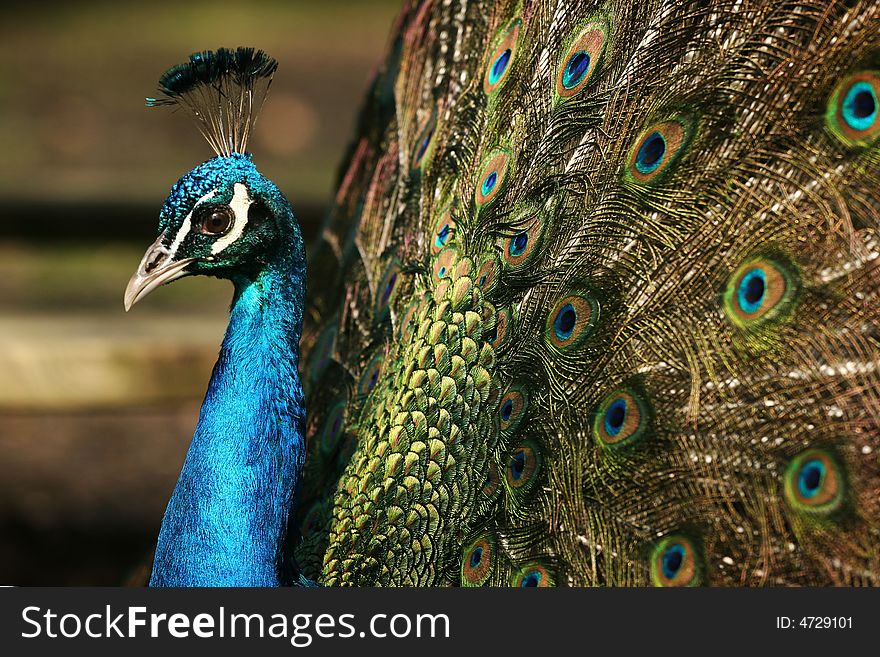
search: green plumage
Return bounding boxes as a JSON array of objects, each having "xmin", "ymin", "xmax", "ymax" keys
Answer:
[{"xmin": 295, "ymin": 0, "xmax": 880, "ymax": 586}]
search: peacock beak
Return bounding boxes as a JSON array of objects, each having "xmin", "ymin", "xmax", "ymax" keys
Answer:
[{"xmin": 124, "ymin": 232, "xmax": 197, "ymax": 311}]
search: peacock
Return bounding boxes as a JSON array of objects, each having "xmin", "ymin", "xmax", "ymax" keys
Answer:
[{"xmin": 128, "ymin": 0, "xmax": 880, "ymax": 587}]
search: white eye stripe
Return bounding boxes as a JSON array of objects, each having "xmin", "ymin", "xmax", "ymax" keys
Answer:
[
  {"xmin": 211, "ymin": 183, "xmax": 252, "ymax": 255},
  {"xmin": 167, "ymin": 189, "xmax": 218, "ymax": 259}
]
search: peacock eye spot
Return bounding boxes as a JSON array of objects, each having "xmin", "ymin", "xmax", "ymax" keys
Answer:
[
  {"xmin": 510, "ymin": 449, "xmax": 526, "ymax": 479},
  {"xmin": 651, "ymin": 536, "xmax": 699, "ymax": 586},
  {"xmin": 482, "ymin": 171, "xmax": 498, "ymax": 195},
  {"xmin": 636, "ymin": 132, "xmax": 666, "ymax": 173},
  {"xmin": 485, "ymin": 324, "xmax": 498, "ymax": 343},
  {"xmin": 490, "ymin": 49, "xmax": 511, "ymax": 83},
  {"xmin": 435, "ymin": 223, "xmax": 451, "ymax": 247},
  {"xmin": 604, "ymin": 398, "xmax": 627, "ymax": 436},
  {"xmin": 735, "ymin": 267, "xmax": 769, "ymax": 315},
  {"xmin": 520, "ymin": 570, "xmax": 542, "ymax": 587},
  {"xmin": 741, "ymin": 270, "xmax": 765, "ymax": 307},
  {"xmin": 842, "ymin": 80, "xmax": 878, "ymax": 131},
  {"xmin": 509, "ymin": 231, "xmax": 528, "ymax": 256},
  {"xmin": 784, "ymin": 449, "xmax": 843, "ymax": 514},
  {"xmin": 725, "ymin": 257, "xmax": 797, "ymax": 328},
  {"xmin": 594, "ymin": 388, "xmax": 648, "ymax": 447},
  {"xmin": 661, "ymin": 543, "xmax": 685, "ymax": 579},
  {"xmin": 798, "ymin": 459, "xmax": 825, "ymax": 498},
  {"xmin": 562, "ymin": 51, "xmax": 590, "ymax": 89},
  {"xmin": 198, "ymin": 205, "xmax": 234, "ymax": 236},
  {"xmin": 500, "ymin": 398, "xmax": 514, "ymax": 422},
  {"xmin": 852, "ymin": 88, "xmax": 875, "ymax": 118},
  {"xmin": 469, "ymin": 546, "xmax": 483, "ymax": 568},
  {"xmin": 554, "ymin": 303, "xmax": 577, "ymax": 340}
]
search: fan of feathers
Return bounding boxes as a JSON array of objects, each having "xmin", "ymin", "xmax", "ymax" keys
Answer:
[{"xmin": 284, "ymin": 0, "xmax": 880, "ymax": 587}]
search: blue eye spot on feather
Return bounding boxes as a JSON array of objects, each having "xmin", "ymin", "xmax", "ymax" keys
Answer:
[
  {"xmin": 433, "ymin": 247, "xmax": 457, "ymax": 285},
  {"xmin": 501, "ymin": 210, "xmax": 546, "ymax": 269},
  {"xmin": 435, "ymin": 223, "xmax": 452, "ymax": 249},
  {"xmin": 594, "ymin": 387, "xmax": 650, "ymax": 446},
  {"xmin": 635, "ymin": 131, "xmax": 666, "ymax": 174},
  {"xmin": 662, "ymin": 543, "xmax": 685, "ymax": 580},
  {"xmin": 430, "ymin": 208, "xmax": 455, "ymax": 255},
  {"xmin": 556, "ymin": 22, "xmax": 607, "ymax": 99},
  {"xmin": 461, "ymin": 535, "xmax": 495, "ymax": 586},
  {"xmin": 511, "ymin": 563, "xmax": 553, "ymax": 587},
  {"xmin": 842, "ymin": 81, "xmax": 877, "ymax": 131},
  {"xmin": 736, "ymin": 268, "xmax": 766, "ymax": 314},
  {"xmin": 487, "ymin": 307, "xmax": 510, "ymax": 350},
  {"xmin": 724, "ymin": 256, "xmax": 798, "ymax": 329},
  {"xmin": 603, "ymin": 397, "xmax": 627, "ymax": 437},
  {"xmin": 500, "ymin": 398, "xmax": 514, "ymax": 422},
  {"xmin": 651, "ymin": 536, "xmax": 700, "ymax": 586},
  {"xmin": 521, "ymin": 570, "xmax": 542, "ymax": 586},
  {"xmin": 381, "ymin": 274, "xmax": 397, "ymax": 305},
  {"xmin": 412, "ymin": 113, "xmax": 437, "ymax": 169},
  {"xmin": 826, "ymin": 71, "xmax": 880, "ymax": 146},
  {"xmin": 498, "ymin": 387, "xmax": 527, "ymax": 432},
  {"xmin": 562, "ymin": 51, "xmax": 590, "ymax": 89},
  {"xmin": 546, "ymin": 293, "xmax": 598, "ymax": 349},
  {"xmin": 509, "ymin": 449, "xmax": 525, "ymax": 480},
  {"xmin": 475, "ymin": 151, "xmax": 510, "ymax": 207},
  {"xmin": 358, "ymin": 354, "xmax": 384, "ymax": 397},
  {"xmin": 554, "ymin": 303, "xmax": 577, "ymax": 340},
  {"xmin": 799, "ymin": 459, "xmax": 825, "ymax": 498},
  {"xmin": 416, "ymin": 130, "xmax": 433, "ymax": 161},
  {"xmin": 509, "ymin": 231, "xmax": 528, "ymax": 257},
  {"xmin": 482, "ymin": 171, "xmax": 498, "ymax": 195},
  {"xmin": 470, "ymin": 546, "xmax": 484, "ymax": 568},
  {"xmin": 784, "ymin": 449, "xmax": 844, "ymax": 514},
  {"xmin": 504, "ymin": 441, "xmax": 540, "ymax": 493},
  {"xmin": 484, "ymin": 20, "xmax": 521, "ymax": 95},
  {"xmin": 627, "ymin": 119, "xmax": 691, "ymax": 183},
  {"xmin": 475, "ymin": 258, "xmax": 500, "ymax": 292},
  {"xmin": 490, "ymin": 49, "xmax": 512, "ymax": 85}
]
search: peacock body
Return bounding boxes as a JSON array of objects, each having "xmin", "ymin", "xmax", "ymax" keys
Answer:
[
  {"xmin": 294, "ymin": 0, "xmax": 880, "ymax": 586},
  {"xmin": 131, "ymin": 0, "xmax": 880, "ymax": 587}
]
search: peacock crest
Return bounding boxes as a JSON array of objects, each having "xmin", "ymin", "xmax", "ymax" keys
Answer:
[{"xmin": 146, "ymin": 47, "xmax": 278, "ymax": 156}]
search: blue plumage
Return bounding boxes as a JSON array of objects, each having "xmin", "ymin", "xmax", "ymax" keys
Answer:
[
  {"xmin": 127, "ymin": 148, "xmax": 308, "ymax": 586},
  {"xmin": 149, "ymin": 156, "xmax": 307, "ymax": 586}
]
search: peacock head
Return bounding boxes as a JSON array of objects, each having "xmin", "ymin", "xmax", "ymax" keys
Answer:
[
  {"xmin": 125, "ymin": 47, "xmax": 295, "ymax": 310},
  {"xmin": 125, "ymin": 153, "xmax": 297, "ymax": 310}
]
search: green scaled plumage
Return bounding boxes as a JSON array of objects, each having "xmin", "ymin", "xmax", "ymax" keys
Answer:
[{"xmin": 295, "ymin": 0, "xmax": 880, "ymax": 586}]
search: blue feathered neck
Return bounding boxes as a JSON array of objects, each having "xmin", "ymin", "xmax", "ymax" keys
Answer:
[{"xmin": 150, "ymin": 214, "xmax": 307, "ymax": 587}]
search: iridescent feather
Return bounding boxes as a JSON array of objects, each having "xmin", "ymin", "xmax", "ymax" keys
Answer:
[{"xmin": 295, "ymin": 0, "xmax": 880, "ymax": 587}]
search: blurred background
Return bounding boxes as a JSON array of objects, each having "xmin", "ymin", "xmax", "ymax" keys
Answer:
[{"xmin": 0, "ymin": 0, "xmax": 399, "ymax": 584}]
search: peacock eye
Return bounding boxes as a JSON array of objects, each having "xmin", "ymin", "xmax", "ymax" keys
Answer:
[{"xmin": 198, "ymin": 206, "xmax": 234, "ymax": 236}]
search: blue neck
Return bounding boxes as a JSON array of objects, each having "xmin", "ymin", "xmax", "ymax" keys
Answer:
[{"xmin": 150, "ymin": 238, "xmax": 306, "ymax": 587}]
